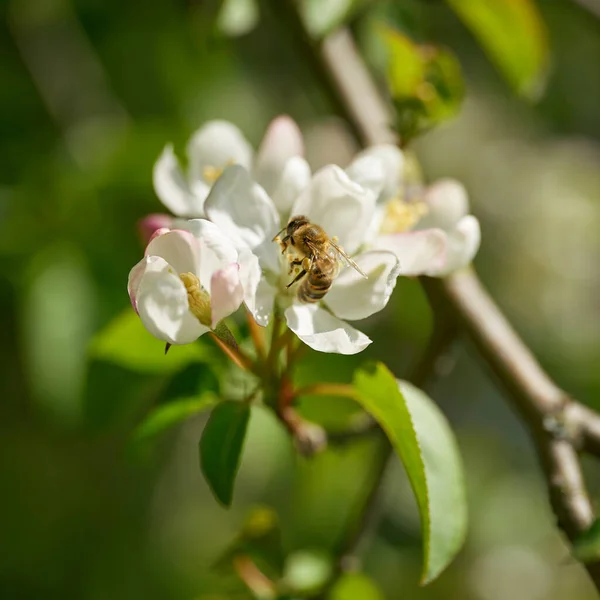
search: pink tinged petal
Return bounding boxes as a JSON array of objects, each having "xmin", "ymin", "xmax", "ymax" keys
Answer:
[
  {"xmin": 271, "ymin": 156, "xmax": 311, "ymax": 218},
  {"xmin": 345, "ymin": 154, "xmax": 386, "ymax": 198},
  {"xmin": 436, "ymin": 215, "xmax": 481, "ymax": 276},
  {"xmin": 326, "ymin": 250, "xmax": 401, "ymax": 321},
  {"xmin": 373, "ymin": 229, "xmax": 448, "ymax": 277},
  {"xmin": 186, "ymin": 120, "xmax": 253, "ymax": 185},
  {"xmin": 348, "ymin": 144, "xmax": 405, "ymax": 201},
  {"xmin": 204, "ymin": 164, "xmax": 280, "ymax": 250},
  {"xmin": 145, "ymin": 229, "xmax": 200, "ymax": 276},
  {"xmin": 284, "ymin": 304, "xmax": 372, "ymax": 355},
  {"xmin": 290, "ymin": 165, "xmax": 376, "ymax": 255},
  {"xmin": 137, "ymin": 213, "xmax": 174, "ymax": 244},
  {"xmin": 180, "ymin": 219, "xmax": 239, "ymax": 289},
  {"xmin": 127, "ymin": 258, "xmax": 147, "ymax": 313},
  {"xmin": 237, "ymin": 247, "xmax": 273, "ymax": 327},
  {"xmin": 153, "ymin": 145, "xmax": 204, "ymax": 217},
  {"xmin": 209, "ymin": 263, "xmax": 244, "ymax": 328},
  {"xmin": 136, "ymin": 256, "xmax": 209, "ymax": 344},
  {"xmin": 421, "ymin": 179, "xmax": 469, "ymax": 230},
  {"xmin": 254, "ymin": 115, "xmax": 305, "ymax": 196}
]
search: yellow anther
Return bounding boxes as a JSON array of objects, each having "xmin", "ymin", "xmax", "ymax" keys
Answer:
[
  {"xmin": 180, "ymin": 272, "xmax": 212, "ymax": 326},
  {"xmin": 202, "ymin": 159, "xmax": 236, "ymax": 184},
  {"xmin": 202, "ymin": 165, "xmax": 225, "ymax": 184},
  {"xmin": 379, "ymin": 198, "xmax": 429, "ymax": 234}
]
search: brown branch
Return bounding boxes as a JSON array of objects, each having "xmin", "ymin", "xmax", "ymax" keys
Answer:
[
  {"xmin": 273, "ymin": 0, "xmax": 600, "ymax": 591},
  {"xmin": 424, "ymin": 273, "xmax": 597, "ymax": 538}
]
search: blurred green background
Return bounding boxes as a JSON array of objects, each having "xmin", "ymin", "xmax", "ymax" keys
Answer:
[{"xmin": 1, "ymin": 0, "xmax": 600, "ymax": 598}]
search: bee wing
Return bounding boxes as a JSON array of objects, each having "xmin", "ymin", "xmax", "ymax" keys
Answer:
[{"xmin": 329, "ymin": 241, "xmax": 368, "ymax": 279}]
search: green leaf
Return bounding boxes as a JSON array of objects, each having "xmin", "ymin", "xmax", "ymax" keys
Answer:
[
  {"xmin": 353, "ymin": 363, "xmax": 467, "ymax": 584},
  {"xmin": 132, "ymin": 394, "xmax": 217, "ymax": 445},
  {"xmin": 200, "ymin": 400, "xmax": 251, "ymax": 507},
  {"xmin": 90, "ymin": 310, "xmax": 212, "ymax": 374},
  {"xmin": 329, "ymin": 572, "xmax": 384, "ymax": 600},
  {"xmin": 445, "ymin": 0, "xmax": 549, "ymax": 99},
  {"xmin": 377, "ymin": 25, "xmax": 464, "ymax": 142},
  {"xmin": 378, "ymin": 25, "xmax": 425, "ymax": 97},
  {"xmin": 573, "ymin": 519, "xmax": 600, "ymax": 563}
]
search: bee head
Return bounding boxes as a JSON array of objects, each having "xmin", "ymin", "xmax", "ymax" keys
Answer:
[{"xmin": 286, "ymin": 215, "xmax": 310, "ymax": 236}]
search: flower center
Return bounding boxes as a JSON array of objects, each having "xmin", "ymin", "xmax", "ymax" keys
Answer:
[
  {"xmin": 202, "ymin": 165, "xmax": 225, "ymax": 184},
  {"xmin": 379, "ymin": 197, "xmax": 429, "ymax": 234},
  {"xmin": 180, "ymin": 272, "xmax": 212, "ymax": 326},
  {"xmin": 202, "ymin": 159, "xmax": 236, "ymax": 184}
]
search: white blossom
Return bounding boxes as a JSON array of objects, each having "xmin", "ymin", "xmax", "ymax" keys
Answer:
[
  {"xmin": 127, "ymin": 222, "xmax": 254, "ymax": 345},
  {"xmin": 152, "ymin": 116, "xmax": 309, "ymax": 219},
  {"xmin": 202, "ymin": 163, "xmax": 401, "ymax": 355},
  {"xmin": 347, "ymin": 145, "xmax": 481, "ymax": 276}
]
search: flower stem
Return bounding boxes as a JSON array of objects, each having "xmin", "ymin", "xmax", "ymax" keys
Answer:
[
  {"xmin": 209, "ymin": 332, "xmax": 256, "ymax": 373},
  {"xmin": 232, "ymin": 555, "xmax": 277, "ymax": 599},
  {"xmin": 246, "ymin": 310, "xmax": 267, "ymax": 361},
  {"xmin": 295, "ymin": 382, "xmax": 357, "ymax": 399},
  {"xmin": 266, "ymin": 310, "xmax": 284, "ymax": 373}
]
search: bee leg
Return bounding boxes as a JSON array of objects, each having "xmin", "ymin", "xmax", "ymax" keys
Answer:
[
  {"xmin": 287, "ymin": 257, "xmax": 303, "ymax": 275},
  {"xmin": 286, "ymin": 269, "xmax": 307, "ymax": 288},
  {"xmin": 301, "ymin": 257, "xmax": 311, "ymax": 271},
  {"xmin": 279, "ymin": 235, "xmax": 290, "ymax": 254}
]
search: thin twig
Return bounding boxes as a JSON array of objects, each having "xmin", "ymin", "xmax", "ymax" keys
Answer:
[{"xmin": 209, "ymin": 332, "xmax": 255, "ymax": 373}]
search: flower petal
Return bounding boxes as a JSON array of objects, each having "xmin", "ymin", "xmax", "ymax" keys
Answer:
[
  {"xmin": 153, "ymin": 145, "xmax": 204, "ymax": 217},
  {"xmin": 179, "ymin": 219, "xmax": 239, "ymax": 290},
  {"xmin": 436, "ymin": 215, "xmax": 481, "ymax": 276},
  {"xmin": 326, "ymin": 250, "xmax": 400, "ymax": 321},
  {"xmin": 345, "ymin": 154, "xmax": 386, "ymax": 198},
  {"xmin": 136, "ymin": 256, "xmax": 209, "ymax": 344},
  {"xmin": 145, "ymin": 229, "xmax": 200, "ymax": 276},
  {"xmin": 285, "ymin": 303, "xmax": 371, "ymax": 355},
  {"xmin": 419, "ymin": 179, "xmax": 469, "ymax": 230},
  {"xmin": 137, "ymin": 213, "xmax": 174, "ymax": 243},
  {"xmin": 373, "ymin": 229, "xmax": 448, "ymax": 276},
  {"xmin": 128, "ymin": 257, "xmax": 147, "ymax": 313},
  {"xmin": 204, "ymin": 164, "xmax": 280, "ymax": 251},
  {"xmin": 254, "ymin": 115, "xmax": 304, "ymax": 196},
  {"xmin": 186, "ymin": 120, "xmax": 253, "ymax": 185},
  {"xmin": 290, "ymin": 165, "xmax": 376, "ymax": 254},
  {"xmin": 347, "ymin": 144, "xmax": 404, "ymax": 202},
  {"xmin": 271, "ymin": 156, "xmax": 311, "ymax": 218},
  {"xmin": 237, "ymin": 247, "xmax": 274, "ymax": 326},
  {"xmin": 210, "ymin": 263, "xmax": 244, "ymax": 327}
]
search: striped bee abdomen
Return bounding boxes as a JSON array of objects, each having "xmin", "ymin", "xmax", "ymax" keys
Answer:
[
  {"xmin": 298, "ymin": 270, "xmax": 331, "ymax": 302},
  {"xmin": 298, "ymin": 258, "xmax": 337, "ymax": 303}
]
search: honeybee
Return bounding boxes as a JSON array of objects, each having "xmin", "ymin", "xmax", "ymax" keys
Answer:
[{"xmin": 273, "ymin": 215, "xmax": 368, "ymax": 303}]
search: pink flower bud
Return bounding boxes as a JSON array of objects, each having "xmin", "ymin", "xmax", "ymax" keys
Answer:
[{"xmin": 137, "ymin": 213, "xmax": 174, "ymax": 244}]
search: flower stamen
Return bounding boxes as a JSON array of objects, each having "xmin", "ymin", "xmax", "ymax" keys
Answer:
[
  {"xmin": 180, "ymin": 272, "xmax": 212, "ymax": 326},
  {"xmin": 202, "ymin": 165, "xmax": 225, "ymax": 184},
  {"xmin": 380, "ymin": 197, "xmax": 429, "ymax": 234},
  {"xmin": 203, "ymin": 159, "xmax": 236, "ymax": 184}
]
